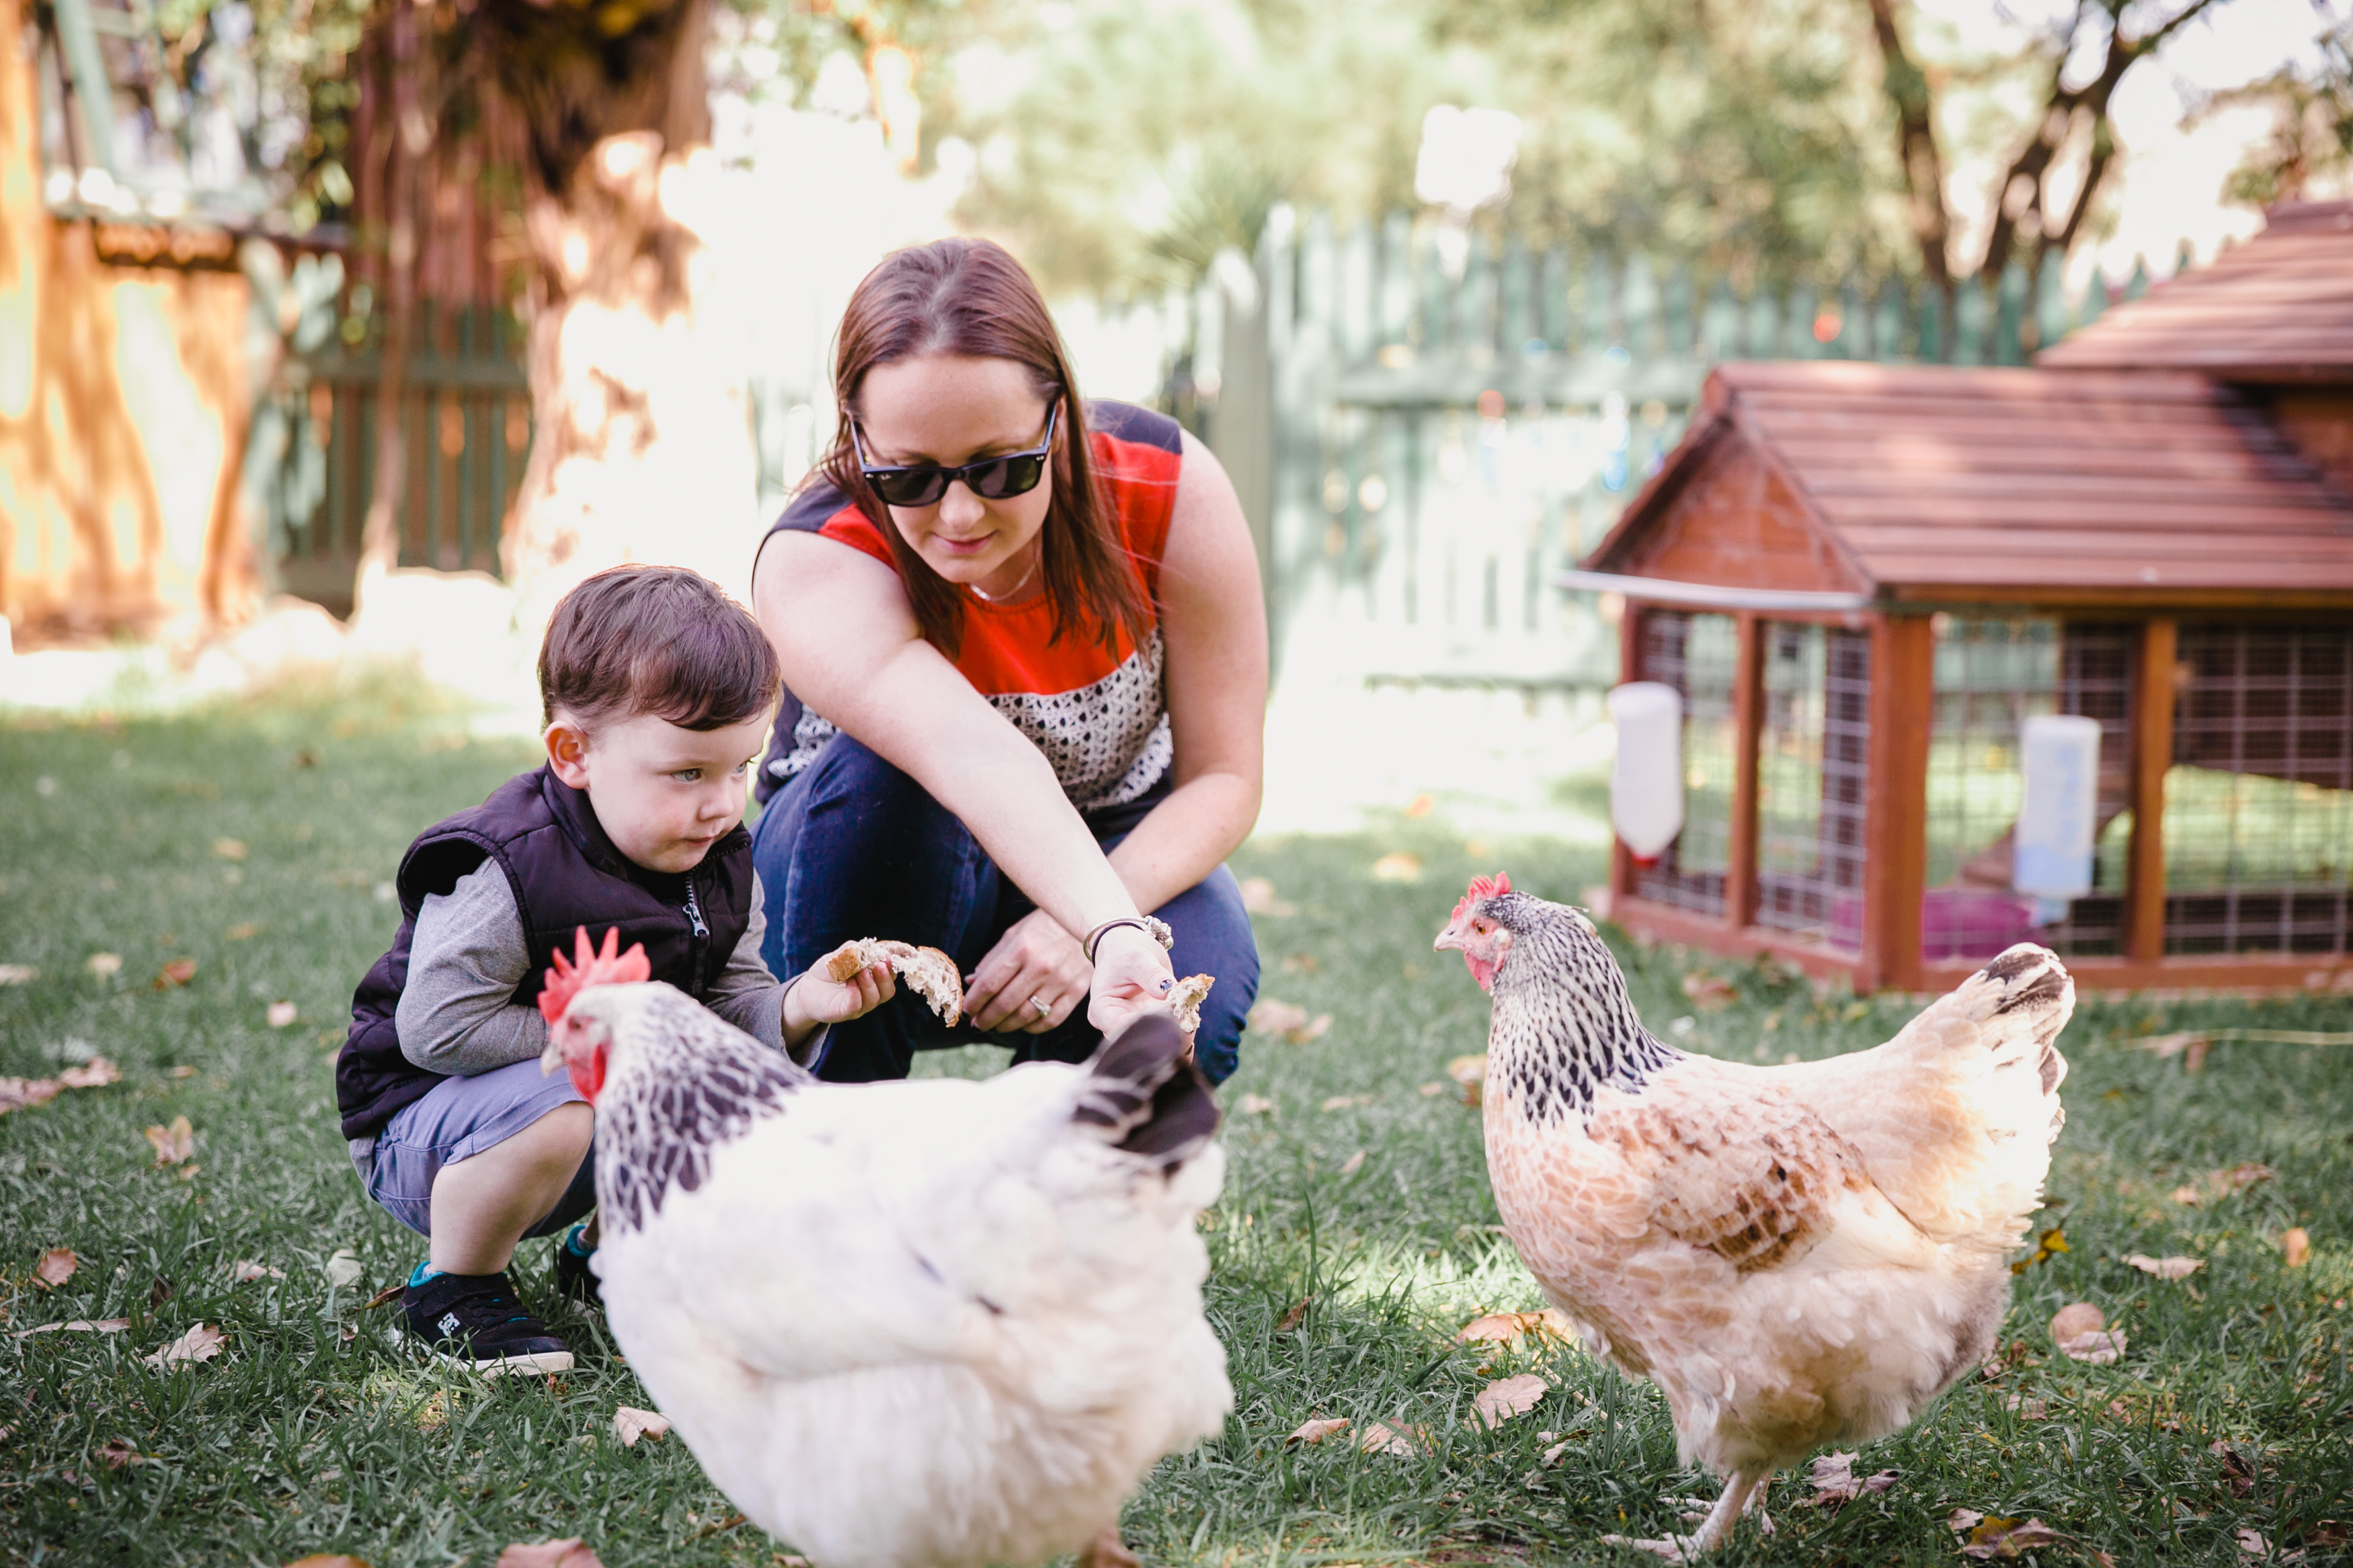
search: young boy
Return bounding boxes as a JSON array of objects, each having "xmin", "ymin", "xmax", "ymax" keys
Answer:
[{"xmin": 336, "ymin": 565, "xmax": 895, "ymax": 1374}]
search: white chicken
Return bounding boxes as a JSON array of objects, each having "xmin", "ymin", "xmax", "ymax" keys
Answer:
[
  {"xmin": 534, "ymin": 930, "xmax": 1232, "ymax": 1568},
  {"xmin": 1435, "ymin": 875, "xmax": 2071, "ymax": 1560}
]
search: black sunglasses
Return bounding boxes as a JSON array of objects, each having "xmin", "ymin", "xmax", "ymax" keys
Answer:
[{"xmin": 852, "ymin": 403, "xmax": 1060, "ymax": 508}]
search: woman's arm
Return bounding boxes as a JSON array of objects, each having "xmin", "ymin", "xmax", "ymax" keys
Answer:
[
  {"xmin": 752, "ymin": 531, "xmax": 1174, "ymax": 1023},
  {"xmin": 1101, "ymin": 429, "xmax": 1268, "ymax": 911}
]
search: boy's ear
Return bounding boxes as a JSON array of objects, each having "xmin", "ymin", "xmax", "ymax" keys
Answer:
[{"xmin": 545, "ymin": 720, "xmax": 593, "ymax": 789}]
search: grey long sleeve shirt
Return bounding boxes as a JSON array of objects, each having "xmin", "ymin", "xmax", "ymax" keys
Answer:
[{"xmin": 391, "ymin": 861, "xmax": 795, "ymax": 1077}]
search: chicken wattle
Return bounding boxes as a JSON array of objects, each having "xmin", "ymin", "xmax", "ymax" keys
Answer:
[
  {"xmin": 535, "ymin": 928, "xmax": 1232, "ymax": 1568},
  {"xmin": 1436, "ymin": 880, "xmax": 2071, "ymax": 1560}
]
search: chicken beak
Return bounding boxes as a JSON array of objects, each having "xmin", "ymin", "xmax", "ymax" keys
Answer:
[
  {"xmin": 539, "ymin": 1029, "xmax": 566, "ymax": 1077},
  {"xmin": 1434, "ymin": 916, "xmax": 1470, "ymax": 954}
]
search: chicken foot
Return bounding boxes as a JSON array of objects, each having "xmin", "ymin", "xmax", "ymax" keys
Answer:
[
  {"xmin": 1599, "ymin": 1469, "xmax": 1771, "ymax": 1561},
  {"xmin": 1074, "ymin": 1524, "xmax": 1141, "ymax": 1568}
]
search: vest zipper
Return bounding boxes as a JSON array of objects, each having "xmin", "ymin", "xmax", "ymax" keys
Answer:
[{"xmin": 683, "ymin": 881, "xmax": 710, "ymax": 986}]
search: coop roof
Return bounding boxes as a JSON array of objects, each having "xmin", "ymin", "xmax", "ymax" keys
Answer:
[
  {"xmin": 1584, "ymin": 360, "xmax": 2353, "ymax": 606},
  {"xmin": 2036, "ymin": 201, "xmax": 2353, "ymax": 382}
]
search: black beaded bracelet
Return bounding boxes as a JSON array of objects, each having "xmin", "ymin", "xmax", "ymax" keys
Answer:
[{"xmin": 1082, "ymin": 915, "xmax": 1174, "ymax": 964}]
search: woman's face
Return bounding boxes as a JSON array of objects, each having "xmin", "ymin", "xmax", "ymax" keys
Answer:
[{"xmin": 854, "ymin": 354, "xmax": 1057, "ymax": 599}]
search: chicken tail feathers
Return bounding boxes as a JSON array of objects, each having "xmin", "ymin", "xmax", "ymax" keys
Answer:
[{"xmin": 1074, "ymin": 1014, "xmax": 1222, "ymax": 1171}]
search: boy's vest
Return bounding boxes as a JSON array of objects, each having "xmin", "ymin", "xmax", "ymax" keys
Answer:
[{"xmin": 337, "ymin": 765, "xmax": 755, "ymax": 1140}]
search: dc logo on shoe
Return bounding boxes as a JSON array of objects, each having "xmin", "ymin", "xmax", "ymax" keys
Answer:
[{"xmin": 439, "ymin": 1312, "xmax": 461, "ymax": 1334}]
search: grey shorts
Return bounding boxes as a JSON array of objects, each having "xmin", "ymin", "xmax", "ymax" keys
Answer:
[{"xmin": 350, "ymin": 1057, "xmax": 595, "ymax": 1239}]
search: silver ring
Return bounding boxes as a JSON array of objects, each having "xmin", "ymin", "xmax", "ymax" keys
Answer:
[{"xmin": 1029, "ymin": 995, "xmax": 1051, "ymax": 1017}]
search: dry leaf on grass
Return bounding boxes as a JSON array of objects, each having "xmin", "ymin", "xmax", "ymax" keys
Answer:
[
  {"xmin": 267, "ymin": 1001, "xmax": 298, "ymax": 1028},
  {"xmin": 1458, "ymin": 1309, "xmax": 1574, "ymax": 1348},
  {"xmin": 86, "ymin": 952, "xmax": 122, "ymax": 979},
  {"xmin": 1955, "ymin": 1516, "xmax": 2075, "ymax": 1559},
  {"xmin": 612, "ymin": 1407, "xmax": 670, "ymax": 1446},
  {"xmin": 99, "ymin": 1438, "xmax": 147, "ymax": 1469},
  {"xmin": 2123, "ymin": 1253, "xmax": 2204, "ymax": 1280},
  {"xmin": 1286, "ymin": 1416, "xmax": 1350, "ymax": 1445},
  {"xmin": 1337, "ymin": 1149, "xmax": 1367, "ymax": 1175},
  {"xmin": 2171, "ymin": 1185, "xmax": 2204, "ymax": 1206},
  {"xmin": 2001, "ymin": 1393, "xmax": 2050, "ymax": 1419},
  {"xmin": 2011, "ymin": 1226, "xmax": 2070, "ymax": 1275},
  {"xmin": 1276, "ymin": 1296, "xmax": 1312, "ymax": 1333},
  {"xmin": 212, "ymin": 838, "xmax": 248, "ymax": 860},
  {"xmin": 1370, "ymin": 852, "xmax": 1423, "ymax": 882},
  {"xmin": 2235, "ymin": 1529, "xmax": 2268, "ymax": 1557},
  {"xmin": 1806, "ymin": 1451, "xmax": 1898, "ymax": 1508},
  {"xmin": 230, "ymin": 1260, "xmax": 286, "ymax": 1282},
  {"xmin": 1419, "ymin": 1081, "xmax": 1447, "ymax": 1097},
  {"xmin": 1238, "ymin": 877, "xmax": 1297, "ymax": 917},
  {"xmin": 225, "ymin": 922, "xmax": 265, "ymax": 941},
  {"xmin": 143, "ymin": 1323, "xmax": 226, "ymax": 1369},
  {"xmin": 1320, "ymin": 1094, "xmax": 1375, "ymax": 1112},
  {"xmin": 2050, "ymin": 1303, "xmax": 2127, "ymax": 1364},
  {"xmin": 145, "ymin": 1116, "xmax": 195, "ymax": 1165},
  {"xmin": 283, "ymin": 1557, "xmax": 375, "ymax": 1567},
  {"xmin": 1247, "ymin": 1000, "xmax": 1332, "ymax": 1044},
  {"xmin": 0, "ymin": 1079, "xmax": 63, "ymax": 1115},
  {"xmin": 495, "ymin": 1542, "xmax": 605, "ymax": 1568},
  {"xmin": 0, "ymin": 964, "xmax": 37, "ymax": 985},
  {"xmin": 1681, "ymin": 972, "xmax": 1737, "ymax": 1009},
  {"xmin": 36, "ymin": 1248, "xmax": 78, "ymax": 1287},
  {"xmin": 1357, "ymin": 1419, "xmax": 1429, "ymax": 1456},
  {"xmin": 2282, "ymin": 1227, "xmax": 2312, "ymax": 1268},
  {"xmin": 323, "ymin": 1249, "xmax": 364, "ymax": 1288},
  {"xmin": 155, "ymin": 959, "xmax": 197, "ymax": 989},
  {"xmin": 170, "ymin": 1065, "xmax": 198, "ymax": 1078},
  {"xmin": 58, "ymin": 1057, "xmax": 118, "ymax": 1089},
  {"xmin": 1472, "ymin": 1373, "xmax": 1549, "ymax": 1430},
  {"xmin": 14, "ymin": 1318, "xmax": 130, "ymax": 1337},
  {"xmin": 1238, "ymin": 1094, "xmax": 1276, "ymax": 1116}
]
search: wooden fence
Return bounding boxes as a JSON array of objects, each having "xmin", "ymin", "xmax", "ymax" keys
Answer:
[{"xmin": 1191, "ymin": 210, "xmax": 2158, "ymax": 692}]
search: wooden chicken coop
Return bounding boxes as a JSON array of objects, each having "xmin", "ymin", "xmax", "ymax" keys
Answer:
[{"xmin": 1569, "ymin": 202, "xmax": 2353, "ymax": 994}]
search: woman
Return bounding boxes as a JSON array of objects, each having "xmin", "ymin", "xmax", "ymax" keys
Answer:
[{"xmin": 750, "ymin": 237, "xmax": 1265, "ymax": 1085}]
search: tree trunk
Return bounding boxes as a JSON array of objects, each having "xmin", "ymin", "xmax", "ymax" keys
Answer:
[
  {"xmin": 479, "ymin": 0, "xmax": 757, "ymax": 629},
  {"xmin": 353, "ymin": 0, "xmax": 423, "ymax": 615}
]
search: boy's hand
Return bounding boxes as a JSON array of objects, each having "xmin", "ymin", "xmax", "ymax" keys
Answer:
[{"xmin": 782, "ymin": 962, "xmax": 896, "ymax": 1046}]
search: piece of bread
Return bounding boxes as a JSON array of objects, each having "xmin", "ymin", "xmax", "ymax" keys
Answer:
[
  {"xmin": 1167, "ymin": 973, "xmax": 1213, "ymax": 1036},
  {"xmin": 818, "ymin": 939, "xmax": 964, "ymax": 1026}
]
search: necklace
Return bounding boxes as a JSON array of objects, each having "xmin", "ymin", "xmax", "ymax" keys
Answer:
[{"xmin": 967, "ymin": 546, "xmax": 1041, "ymax": 604}]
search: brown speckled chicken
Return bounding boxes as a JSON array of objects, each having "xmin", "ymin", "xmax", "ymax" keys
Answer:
[{"xmin": 1435, "ymin": 874, "xmax": 2070, "ymax": 1560}]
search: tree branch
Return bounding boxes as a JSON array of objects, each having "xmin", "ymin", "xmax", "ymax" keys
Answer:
[{"xmin": 1866, "ymin": 0, "xmax": 1954, "ymax": 292}]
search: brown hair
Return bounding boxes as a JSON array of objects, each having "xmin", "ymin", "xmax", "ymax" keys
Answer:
[
  {"xmin": 539, "ymin": 565, "xmax": 780, "ymax": 733},
  {"xmin": 818, "ymin": 237, "xmax": 1153, "ymax": 658}
]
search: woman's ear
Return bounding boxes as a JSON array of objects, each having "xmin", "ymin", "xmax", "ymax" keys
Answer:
[{"xmin": 545, "ymin": 719, "xmax": 594, "ymax": 788}]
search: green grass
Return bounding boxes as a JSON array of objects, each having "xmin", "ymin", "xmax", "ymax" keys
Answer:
[{"xmin": 1, "ymin": 686, "xmax": 2348, "ymax": 1567}]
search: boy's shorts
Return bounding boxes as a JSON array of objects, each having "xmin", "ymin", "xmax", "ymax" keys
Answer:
[{"xmin": 350, "ymin": 1057, "xmax": 596, "ymax": 1239}]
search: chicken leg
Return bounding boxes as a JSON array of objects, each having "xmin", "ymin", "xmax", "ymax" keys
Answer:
[
  {"xmin": 1075, "ymin": 1524, "xmax": 1140, "ymax": 1568},
  {"xmin": 1600, "ymin": 1469, "xmax": 1771, "ymax": 1561}
]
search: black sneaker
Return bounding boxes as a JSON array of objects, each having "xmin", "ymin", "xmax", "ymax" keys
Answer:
[
  {"xmin": 553, "ymin": 1227, "xmax": 601, "ymax": 1310},
  {"xmin": 403, "ymin": 1270, "xmax": 573, "ymax": 1374}
]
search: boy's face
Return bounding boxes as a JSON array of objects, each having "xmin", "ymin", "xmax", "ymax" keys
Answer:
[{"xmin": 543, "ymin": 711, "xmax": 771, "ymax": 874}]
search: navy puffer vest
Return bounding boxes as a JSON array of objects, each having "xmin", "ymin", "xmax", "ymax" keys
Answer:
[{"xmin": 337, "ymin": 765, "xmax": 754, "ymax": 1140}]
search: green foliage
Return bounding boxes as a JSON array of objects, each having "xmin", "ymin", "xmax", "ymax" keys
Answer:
[
  {"xmin": 0, "ymin": 691, "xmax": 2346, "ymax": 1563},
  {"xmin": 2208, "ymin": 19, "xmax": 2353, "ymax": 210}
]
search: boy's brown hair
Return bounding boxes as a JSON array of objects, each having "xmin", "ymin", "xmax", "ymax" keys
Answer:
[{"xmin": 539, "ymin": 566, "xmax": 780, "ymax": 733}]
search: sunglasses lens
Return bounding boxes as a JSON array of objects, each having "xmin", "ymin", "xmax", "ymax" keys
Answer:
[
  {"xmin": 971, "ymin": 452, "xmax": 1047, "ymax": 500},
  {"xmin": 871, "ymin": 469, "xmax": 949, "ymax": 507}
]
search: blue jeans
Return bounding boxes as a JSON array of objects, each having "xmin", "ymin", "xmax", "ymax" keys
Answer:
[{"xmin": 752, "ymin": 736, "xmax": 1258, "ymax": 1085}]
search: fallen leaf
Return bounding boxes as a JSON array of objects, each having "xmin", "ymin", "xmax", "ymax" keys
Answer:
[
  {"xmin": 0, "ymin": 1078, "xmax": 64, "ymax": 1115},
  {"xmin": 1447, "ymin": 1054, "xmax": 1488, "ymax": 1085},
  {"xmin": 1238, "ymin": 1094, "xmax": 1277, "ymax": 1116},
  {"xmin": 2123, "ymin": 1253, "xmax": 2204, "ymax": 1280},
  {"xmin": 1320, "ymin": 1094, "xmax": 1374, "ymax": 1112},
  {"xmin": 1289, "ymin": 1013, "xmax": 1333, "ymax": 1044},
  {"xmin": 1238, "ymin": 877, "xmax": 1297, "ymax": 917},
  {"xmin": 170, "ymin": 1065, "xmax": 198, "ymax": 1078},
  {"xmin": 1960, "ymin": 1516, "xmax": 2071, "ymax": 1559},
  {"xmin": 145, "ymin": 1116, "xmax": 195, "ymax": 1165},
  {"xmin": 143, "ymin": 1323, "xmax": 226, "ymax": 1369},
  {"xmin": 36, "ymin": 1247, "xmax": 79, "ymax": 1287},
  {"xmin": 177, "ymin": 1164, "xmax": 202, "ymax": 1182},
  {"xmin": 283, "ymin": 1557, "xmax": 374, "ymax": 1567},
  {"xmin": 2171, "ymin": 1185, "xmax": 2204, "ymax": 1206},
  {"xmin": 266, "ymin": 1001, "xmax": 298, "ymax": 1028},
  {"xmin": 1248, "ymin": 1000, "xmax": 1310, "ymax": 1035},
  {"xmin": 212, "ymin": 837, "xmax": 249, "ymax": 860},
  {"xmin": 1357, "ymin": 1419, "xmax": 1428, "ymax": 1456},
  {"xmin": 225, "ymin": 922, "xmax": 265, "ymax": 941},
  {"xmin": 1458, "ymin": 1309, "xmax": 1574, "ymax": 1347},
  {"xmin": 612, "ymin": 1407, "xmax": 670, "ymax": 1446},
  {"xmin": 98, "ymin": 1438, "xmax": 146, "ymax": 1469},
  {"xmin": 1404, "ymin": 793, "xmax": 1435, "ymax": 818},
  {"xmin": 1472, "ymin": 1373, "xmax": 1549, "ymax": 1429},
  {"xmin": 1337, "ymin": 1150, "xmax": 1367, "ymax": 1175},
  {"xmin": 2050, "ymin": 1302, "xmax": 2104, "ymax": 1341},
  {"xmin": 2011, "ymin": 1226, "xmax": 2069, "ymax": 1275},
  {"xmin": 0, "ymin": 964, "xmax": 38, "ymax": 985},
  {"xmin": 1805, "ymin": 1450, "xmax": 1898, "ymax": 1508},
  {"xmin": 323, "ymin": 1249, "xmax": 364, "ymax": 1288},
  {"xmin": 2216, "ymin": 1162, "xmax": 2276, "ymax": 1193},
  {"xmin": 1287, "ymin": 1416, "xmax": 1350, "ymax": 1445},
  {"xmin": 2282, "ymin": 1227, "xmax": 2311, "ymax": 1268},
  {"xmin": 2236, "ymin": 1529, "xmax": 2268, "ymax": 1557},
  {"xmin": 362, "ymin": 1282, "xmax": 405, "ymax": 1310},
  {"xmin": 1370, "ymin": 852, "xmax": 1423, "ymax": 882},
  {"xmin": 1949, "ymin": 1510, "xmax": 1986, "ymax": 1533},
  {"xmin": 1681, "ymin": 972, "xmax": 1737, "ymax": 1009},
  {"xmin": 86, "ymin": 952, "xmax": 122, "ymax": 979},
  {"xmin": 229, "ymin": 1260, "xmax": 286, "ymax": 1282},
  {"xmin": 2001, "ymin": 1393, "xmax": 2049, "ymax": 1419},
  {"xmin": 1419, "ymin": 1081, "xmax": 1447, "ymax": 1097},
  {"xmin": 13, "ymin": 1318, "xmax": 131, "ymax": 1337},
  {"xmin": 1281, "ymin": 952, "xmax": 1320, "ymax": 973},
  {"xmin": 1277, "ymin": 1296, "xmax": 1312, "ymax": 1332},
  {"xmin": 155, "ymin": 958, "xmax": 196, "ymax": 989},
  {"xmin": 2059, "ymin": 1331, "xmax": 2128, "ymax": 1366},
  {"xmin": 58, "ymin": 1057, "xmax": 118, "ymax": 1089},
  {"xmin": 2212, "ymin": 1440, "xmax": 2257, "ymax": 1499},
  {"xmin": 495, "ymin": 1542, "xmax": 604, "ymax": 1568}
]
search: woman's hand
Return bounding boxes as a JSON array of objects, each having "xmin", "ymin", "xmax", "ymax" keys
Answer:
[
  {"xmin": 783, "ymin": 962, "xmax": 897, "ymax": 1046},
  {"xmin": 965, "ymin": 909, "xmax": 1092, "ymax": 1034},
  {"xmin": 1086, "ymin": 923, "xmax": 1177, "ymax": 1039}
]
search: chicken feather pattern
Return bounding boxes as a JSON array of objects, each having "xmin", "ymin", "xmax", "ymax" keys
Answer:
[
  {"xmin": 557, "ymin": 983, "xmax": 1232, "ymax": 1568},
  {"xmin": 1438, "ymin": 887, "xmax": 2069, "ymax": 1556}
]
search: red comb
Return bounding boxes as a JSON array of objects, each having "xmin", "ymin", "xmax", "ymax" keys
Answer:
[
  {"xmin": 1451, "ymin": 870, "xmax": 1512, "ymax": 921},
  {"xmin": 537, "ymin": 926, "xmax": 653, "ymax": 1024}
]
